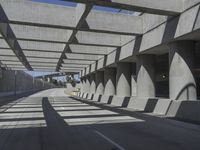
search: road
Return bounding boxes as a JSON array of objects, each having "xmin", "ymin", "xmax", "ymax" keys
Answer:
[{"xmin": 0, "ymin": 88, "xmax": 200, "ymax": 150}]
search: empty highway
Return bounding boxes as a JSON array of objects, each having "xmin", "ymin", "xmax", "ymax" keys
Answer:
[{"xmin": 0, "ymin": 88, "xmax": 200, "ymax": 150}]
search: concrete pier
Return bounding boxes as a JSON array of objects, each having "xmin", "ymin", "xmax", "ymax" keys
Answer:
[
  {"xmin": 89, "ymin": 73, "xmax": 96, "ymax": 94},
  {"xmin": 136, "ymin": 55, "xmax": 156, "ymax": 98},
  {"xmin": 95, "ymin": 71, "xmax": 104, "ymax": 95},
  {"xmin": 169, "ymin": 41, "xmax": 197, "ymax": 100},
  {"xmin": 104, "ymin": 68, "xmax": 116, "ymax": 96},
  {"xmin": 116, "ymin": 63, "xmax": 132, "ymax": 97}
]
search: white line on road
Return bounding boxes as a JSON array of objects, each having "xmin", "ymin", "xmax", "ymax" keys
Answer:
[{"xmin": 94, "ymin": 130, "xmax": 126, "ymax": 150}]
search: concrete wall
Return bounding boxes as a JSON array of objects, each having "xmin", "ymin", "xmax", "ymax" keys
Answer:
[{"xmin": 0, "ymin": 70, "xmax": 52, "ymax": 97}]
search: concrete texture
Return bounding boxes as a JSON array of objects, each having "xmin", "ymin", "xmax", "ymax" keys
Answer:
[
  {"xmin": 166, "ymin": 100, "xmax": 200, "ymax": 123},
  {"xmin": 1, "ymin": 0, "xmax": 200, "ymax": 73},
  {"xmin": 82, "ymin": 2, "xmax": 200, "ymax": 74},
  {"xmin": 89, "ymin": 73, "xmax": 96, "ymax": 94},
  {"xmin": 85, "ymin": 76, "xmax": 91, "ymax": 94},
  {"xmin": 116, "ymin": 63, "xmax": 131, "ymax": 97},
  {"xmin": 110, "ymin": 96, "xmax": 129, "ymax": 107},
  {"xmin": 169, "ymin": 41, "xmax": 197, "ymax": 100},
  {"xmin": 1, "ymin": 0, "xmax": 200, "ymax": 126},
  {"xmin": 131, "ymin": 63, "xmax": 137, "ymax": 97},
  {"xmin": 0, "ymin": 70, "xmax": 52, "ymax": 98},
  {"xmin": 92, "ymin": 94, "xmax": 101, "ymax": 102},
  {"xmin": 136, "ymin": 55, "xmax": 155, "ymax": 98},
  {"xmin": 153, "ymin": 99, "xmax": 172, "ymax": 115},
  {"xmin": 95, "ymin": 71, "xmax": 104, "ymax": 95},
  {"xmin": 104, "ymin": 68, "xmax": 116, "ymax": 96}
]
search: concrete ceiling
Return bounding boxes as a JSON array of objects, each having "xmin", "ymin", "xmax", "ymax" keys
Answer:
[{"xmin": 0, "ymin": 0, "xmax": 199, "ymax": 75}]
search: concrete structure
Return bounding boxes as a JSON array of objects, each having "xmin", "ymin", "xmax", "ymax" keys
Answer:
[
  {"xmin": 0, "ymin": 70, "xmax": 52, "ymax": 98},
  {"xmin": 116, "ymin": 63, "xmax": 131, "ymax": 97},
  {"xmin": 0, "ymin": 0, "xmax": 200, "ymax": 127},
  {"xmin": 104, "ymin": 68, "xmax": 116, "ymax": 96},
  {"xmin": 136, "ymin": 55, "xmax": 155, "ymax": 98}
]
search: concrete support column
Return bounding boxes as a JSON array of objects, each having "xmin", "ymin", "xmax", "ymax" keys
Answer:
[
  {"xmin": 85, "ymin": 75, "xmax": 90, "ymax": 93},
  {"xmin": 116, "ymin": 63, "xmax": 131, "ymax": 97},
  {"xmin": 169, "ymin": 41, "xmax": 196, "ymax": 100},
  {"xmin": 80, "ymin": 78, "xmax": 85, "ymax": 93},
  {"xmin": 89, "ymin": 73, "xmax": 96, "ymax": 94},
  {"xmin": 104, "ymin": 68, "xmax": 116, "ymax": 96},
  {"xmin": 131, "ymin": 63, "xmax": 137, "ymax": 97},
  {"xmin": 137, "ymin": 55, "xmax": 155, "ymax": 98},
  {"xmin": 95, "ymin": 71, "xmax": 104, "ymax": 95}
]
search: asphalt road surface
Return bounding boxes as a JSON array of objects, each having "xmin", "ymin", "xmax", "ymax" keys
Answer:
[{"xmin": 0, "ymin": 88, "xmax": 200, "ymax": 150}]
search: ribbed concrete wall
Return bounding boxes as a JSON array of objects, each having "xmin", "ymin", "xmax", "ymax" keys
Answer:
[{"xmin": 0, "ymin": 70, "xmax": 52, "ymax": 97}]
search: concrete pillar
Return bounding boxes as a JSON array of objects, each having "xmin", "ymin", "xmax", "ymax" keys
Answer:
[
  {"xmin": 80, "ymin": 78, "xmax": 84, "ymax": 93},
  {"xmin": 169, "ymin": 41, "xmax": 196, "ymax": 100},
  {"xmin": 137, "ymin": 55, "xmax": 155, "ymax": 98},
  {"xmin": 104, "ymin": 68, "xmax": 116, "ymax": 96},
  {"xmin": 85, "ymin": 76, "xmax": 90, "ymax": 93},
  {"xmin": 131, "ymin": 63, "xmax": 137, "ymax": 96},
  {"xmin": 89, "ymin": 73, "xmax": 96, "ymax": 94},
  {"xmin": 95, "ymin": 71, "xmax": 104, "ymax": 95},
  {"xmin": 116, "ymin": 63, "xmax": 131, "ymax": 97}
]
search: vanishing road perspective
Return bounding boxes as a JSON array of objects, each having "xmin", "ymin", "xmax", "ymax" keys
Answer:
[{"xmin": 0, "ymin": 0, "xmax": 200, "ymax": 150}]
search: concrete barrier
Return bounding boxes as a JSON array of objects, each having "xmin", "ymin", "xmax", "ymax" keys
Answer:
[
  {"xmin": 128, "ymin": 98, "xmax": 158, "ymax": 112},
  {"xmin": 80, "ymin": 92, "xmax": 84, "ymax": 98},
  {"xmin": 75, "ymin": 93, "xmax": 200, "ymax": 123},
  {"xmin": 153, "ymin": 99, "xmax": 172, "ymax": 115},
  {"xmin": 92, "ymin": 94, "xmax": 101, "ymax": 102},
  {"xmin": 110, "ymin": 96, "xmax": 130, "ymax": 107},
  {"xmin": 83, "ymin": 93, "xmax": 88, "ymax": 99},
  {"xmin": 100, "ymin": 95, "xmax": 111, "ymax": 104},
  {"xmin": 166, "ymin": 100, "xmax": 200, "ymax": 122},
  {"xmin": 87, "ymin": 93, "xmax": 93, "ymax": 100}
]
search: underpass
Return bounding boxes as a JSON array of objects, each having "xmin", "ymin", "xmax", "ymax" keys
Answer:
[
  {"xmin": 1, "ymin": 0, "xmax": 200, "ymax": 149},
  {"xmin": 0, "ymin": 89, "xmax": 199, "ymax": 150}
]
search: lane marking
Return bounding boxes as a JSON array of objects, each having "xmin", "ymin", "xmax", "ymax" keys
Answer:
[{"xmin": 94, "ymin": 130, "xmax": 126, "ymax": 150}]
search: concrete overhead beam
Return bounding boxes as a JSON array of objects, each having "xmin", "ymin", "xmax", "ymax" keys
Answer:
[
  {"xmin": 65, "ymin": 53, "xmax": 103, "ymax": 61},
  {"xmin": 69, "ymin": 44, "xmax": 115, "ymax": 55},
  {"xmin": 62, "ymin": 63, "xmax": 88, "ymax": 68},
  {"xmin": 0, "ymin": 4, "xmax": 32, "ymax": 70},
  {"xmin": 63, "ymin": 0, "xmax": 183, "ymax": 16},
  {"xmin": 1, "ymin": 0, "xmax": 76, "ymax": 27},
  {"xmin": 18, "ymin": 40, "xmax": 65, "ymax": 52},
  {"xmin": 0, "ymin": 49, "xmax": 15, "ymax": 56},
  {"xmin": 27, "ymin": 57, "xmax": 59, "ymax": 63},
  {"xmin": 56, "ymin": 3, "xmax": 93, "ymax": 71},
  {"xmin": 9, "ymin": 24, "xmax": 134, "ymax": 47},
  {"xmin": 83, "ymin": 3, "xmax": 200, "ymax": 76},
  {"xmin": 75, "ymin": 31, "xmax": 135, "ymax": 47},
  {"xmin": 85, "ymin": 11, "xmax": 142, "ymax": 35},
  {"xmin": 63, "ymin": 59, "xmax": 95, "ymax": 65},
  {"xmin": 60, "ymin": 69, "xmax": 80, "ymax": 73},
  {"xmin": 32, "ymin": 66, "xmax": 56, "ymax": 69},
  {"xmin": 1, "ymin": 61, "xmax": 23, "ymax": 65},
  {"xmin": 1, "ymin": 1, "xmax": 143, "ymax": 35},
  {"xmin": 0, "ymin": 39, "xmax": 10, "ymax": 48},
  {"xmin": 30, "ymin": 63, "xmax": 57, "ymax": 67},
  {"xmin": 23, "ymin": 50, "xmax": 61, "ymax": 58},
  {"xmin": 10, "ymin": 24, "xmax": 73, "ymax": 43},
  {"xmin": 61, "ymin": 67, "xmax": 84, "ymax": 70}
]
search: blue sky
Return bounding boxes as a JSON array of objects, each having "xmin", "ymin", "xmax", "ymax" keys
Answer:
[
  {"xmin": 32, "ymin": 0, "xmax": 125, "ymax": 13},
  {"xmin": 32, "ymin": 0, "xmax": 77, "ymax": 7}
]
